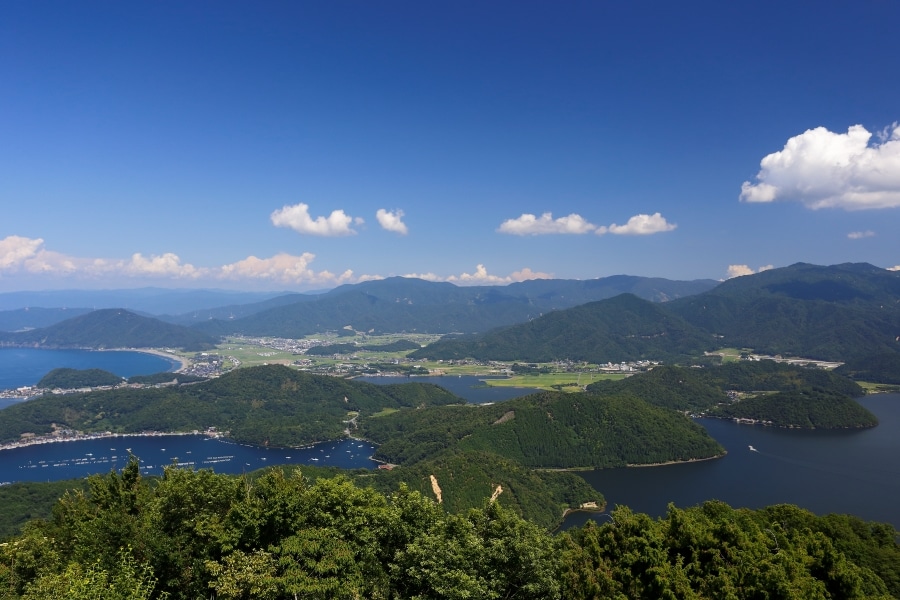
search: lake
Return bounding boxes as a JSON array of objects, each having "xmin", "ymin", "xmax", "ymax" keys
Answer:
[
  {"xmin": 564, "ymin": 393, "xmax": 900, "ymax": 530},
  {"xmin": 0, "ymin": 435, "xmax": 377, "ymax": 484},
  {"xmin": 0, "ymin": 347, "xmax": 177, "ymax": 390}
]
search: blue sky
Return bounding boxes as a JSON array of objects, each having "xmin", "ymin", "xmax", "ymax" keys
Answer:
[{"xmin": 2, "ymin": 1, "xmax": 899, "ymax": 291}]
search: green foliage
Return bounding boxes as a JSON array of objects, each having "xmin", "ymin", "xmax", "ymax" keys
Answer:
[
  {"xmin": 587, "ymin": 361, "xmax": 874, "ymax": 429},
  {"xmin": 666, "ymin": 263, "xmax": 900, "ymax": 361},
  {"xmin": 0, "ymin": 465, "xmax": 896, "ymax": 600},
  {"xmin": 367, "ymin": 449, "xmax": 602, "ymax": 530},
  {"xmin": 195, "ymin": 276, "xmax": 716, "ymax": 337},
  {"xmin": 126, "ymin": 372, "xmax": 206, "ymax": 385},
  {"xmin": 559, "ymin": 501, "xmax": 897, "ymax": 599},
  {"xmin": 361, "ymin": 391, "xmax": 725, "ymax": 470},
  {"xmin": 36, "ymin": 368, "xmax": 122, "ymax": 389},
  {"xmin": 835, "ymin": 352, "xmax": 900, "ymax": 384},
  {"xmin": 713, "ymin": 389, "xmax": 879, "ymax": 428},
  {"xmin": 0, "ymin": 480, "xmax": 90, "ymax": 541},
  {"xmin": 0, "ymin": 365, "xmax": 461, "ymax": 447},
  {"xmin": 412, "ymin": 293, "xmax": 717, "ymax": 363}
]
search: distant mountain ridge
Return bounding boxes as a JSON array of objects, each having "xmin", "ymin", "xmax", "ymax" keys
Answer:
[
  {"xmin": 414, "ymin": 263, "xmax": 900, "ymax": 363},
  {"xmin": 190, "ymin": 275, "xmax": 718, "ymax": 337},
  {"xmin": 0, "ymin": 308, "xmax": 217, "ymax": 351}
]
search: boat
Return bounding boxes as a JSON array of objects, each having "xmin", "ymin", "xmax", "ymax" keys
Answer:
[{"xmin": 749, "ymin": 445, "xmax": 758, "ymax": 452}]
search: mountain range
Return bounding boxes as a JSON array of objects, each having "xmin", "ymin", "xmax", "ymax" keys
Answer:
[{"xmin": 1, "ymin": 263, "xmax": 898, "ymax": 363}]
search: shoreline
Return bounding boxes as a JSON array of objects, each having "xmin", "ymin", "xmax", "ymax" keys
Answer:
[
  {"xmin": 625, "ymin": 452, "xmax": 727, "ymax": 468},
  {"xmin": 0, "ymin": 429, "xmax": 221, "ymax": 453},
  {"xmin": 131, "ymin": 348, "xmax": 189, "ymax": 372}
]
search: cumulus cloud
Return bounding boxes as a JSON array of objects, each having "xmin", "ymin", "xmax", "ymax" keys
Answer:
[
  {"xmin": 376, "ymin": 209, "xmax": 408, "ymax": 235},
  {"xmin": 218, "ymin": 252, "xmax": 355, "ymax": 286},
  {"xmin": 0, "ymin": 235, "xmax": 43, "ymax": 269},
  {"xmin": 740, "ymin": 123, "xmax": 900, "ymax": 210},
  {"xmin": 270, "ymin": 203, "xmax": 361, "ymax": 236},
  {"xmin": 497, "ymin": 212, "xmax": 597, "ymax": 235},
  {"xmin": 599, "ymin": 212, "xmax": 677, "ymax": 235},
  {"xmin": 445, "ymin": 264, "xmax": 553, "ymax": 285},
  {"xmin": 887, "ymin": 265, "xmax": 900, "ymax": 272},
  {"xmin": 123, "ymin": 253, "xmax": 201, "ymax": 277},
  {"xmin": 726, "ymin": 264, "xmax": 774, "ymax": 279},
  {"xmin": 847, "ymin": 230, "xmax": 875, "ymax": 239}
]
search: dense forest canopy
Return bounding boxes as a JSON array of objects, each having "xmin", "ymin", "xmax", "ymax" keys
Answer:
[{"xmin": 0, "ymin": 463, "xmax": 896, "ymax": 599}]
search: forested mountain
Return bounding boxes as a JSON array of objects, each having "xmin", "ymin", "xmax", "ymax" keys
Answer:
[
  {"xmin": 359, "ymin": 390, "xmax": 725, "ymax": 469},
  {"xmin": 665, "ymin": 262, "xmax": 900, "ymax": 360},
  {"xmin": 585, "ymin": 361, "xmax": 876, "ymax": 429},
  {"xmin": 411, "ymin": 293, "xmax": 717, "ymax": 363},
  {"xmin": 414, "ymin": 263, "xmax": 900, "ymax": 363},
  {"xmin": 190, "ymin": 275, "xmax": 717, "ymax": 336},
  {"xmin": 0, "ymin": 309, "xmax": 218, "ymax": 351},
  {"xmin": 36, "ymin": 368, "xmax": 123, "ymax": 389},
  {"xmin": 0, "ymin": 365, "xmax": 459, "ymax": 448},
  {"xmin": 0, "ymin": 464, "xmax": 896, "ymax": 599}
]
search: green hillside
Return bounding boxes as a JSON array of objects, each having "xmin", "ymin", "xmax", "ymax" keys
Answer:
[
  {"xmin": 360, "ymin": 390, "xmax": 725, "ymax": 469},
  {"xmin": 0, "ymin": 365, "xmax": 460, "ymax": 447},
  {"xmin": 36, "ymin": 368, "xmax": 123, "ymax": 389},
  {"xmin": 193, "ymin": 275, "xmax": 716, "ymax": 337},
  {"xmin": 0, "ymin": 309, "xmax": 218, "ymax": 351},
  {"xmin": 411, "ymin": 293, "xmax": 716, "ymax": 363},
  {"xmin": 412, "ymin": 263, "xmax": 900, "ymax": 364}
]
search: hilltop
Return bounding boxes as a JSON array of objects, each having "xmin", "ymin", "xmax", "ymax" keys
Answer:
[
  {"xmin": 415, "ymin": 263, "xmax": 900, "ymax": 363},
  {"xmin": 0, "ymin": 309, "xmax": 218, "ymax": 352}
]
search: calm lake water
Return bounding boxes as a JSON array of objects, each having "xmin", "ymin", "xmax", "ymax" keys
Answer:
[
  {"xmin": 564, "ymin": 393, "xmax": 900, "ymax": 530},
  {"xmin": 0, "ymin": 436, "xmax": 377, "ymax": 484},
  {"xmin": 3, "ymin": 362, "xmax": 898, "ymax": 529},
  {"xmin": 0, "ymin": 347, "xmax": 176, "ymax": 390}
]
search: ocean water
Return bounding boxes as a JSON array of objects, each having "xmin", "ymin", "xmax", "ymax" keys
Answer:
[{"xmin": 0, "ymin": 347, "xmax": 176, "ymax": 390}]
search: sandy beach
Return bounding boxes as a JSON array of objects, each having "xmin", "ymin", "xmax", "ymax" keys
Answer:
[{"xmin": 135, "ymin": 348, "xmax": 189, "ymax": 372}]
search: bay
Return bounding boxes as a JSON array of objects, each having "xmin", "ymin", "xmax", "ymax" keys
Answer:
[
  {"xmin": 356, "ymin": 375, "xmax": 537, "ymax": 404},
  {"xmin": 0, "ymin": 435, "xmax": 377, "ymax": 484},
  {"xmin": 564, "ymin": 394, "xmax": 900, "ymax": 529},
  {"xmin": 0, "ymin": 347, "xmax": 177, "ymax": 390}
]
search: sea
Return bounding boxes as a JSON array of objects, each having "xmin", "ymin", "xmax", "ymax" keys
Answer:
[
  {"xmin": 1, "ymin": 356, "xmax": 898, "ymax": 529},
  {"xmin": 0, "ymin": 347, "xmax": 177, "ymax": 391}
]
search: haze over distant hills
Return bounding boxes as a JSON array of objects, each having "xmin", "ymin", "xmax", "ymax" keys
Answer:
[
  {"xmin": 189, "ymin": 274, "xmax": 718, "ymax": 337},
  {"xmin": 0, "ymin": 308, "xmax": 217, "ymax": 351},
  {"xmin": 2, "ymin": 263, "xmax": 897, "ymax": 364},
  {"xmin": 415, "ymin": 263, "xmax": 900, "ymax": 363}
]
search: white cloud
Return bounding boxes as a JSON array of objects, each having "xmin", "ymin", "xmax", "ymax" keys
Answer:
[
  {"xmin": 0, "ymin": 235, "xmax": 44, "ymax": 269},
  {"xmin": 218, "ymin": 252, "xmax": 355, "ymax": 286},
  {"xmin": 888, "ymin": 265, "xmax": 900, "ymax": 272},
  {"xmin": 498, "ymin": 211, "xmax": 676, "ymax": 236},
  {"xmin": 376, "ymin": 209, "xmax": 408, "ymax": 235},
  {"xmin": 847, "ymin": 230, "xmax": 875, "ymax": 240},
  {"xmin": 270, "ymin": 203, "xmax": 360, "ymax": 236},
  {"xmin": 599, "ymin": 212, "xmax": 677, "ymax": 235},
  {"xmin": 446, "ymin": 264, "xmax": 553, "ymax": 285},
  {"xmin": 497, "ymin": 212, "xmax": 597, "ymax": 235},
  {"xmin": 740, "ymin": 123, "xmax": 900, "ymax": 210},
  {"xmin": 123, "ymin": 253, "xmax": 201, "ymax": 278},
  {"xmin": 725, "ymin": 264, "xmax": 774, "ymax": 279}
]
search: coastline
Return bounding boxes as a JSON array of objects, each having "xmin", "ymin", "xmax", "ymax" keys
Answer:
[
  {"xmin": 625, "ymin": 452, "xmax": 727, "ymax": 468},
  {"xmin": 133, "ymin": 348, "xmax": 189, "ymax": 372},
  {"xmin": 0, "ymin": 428, "xmax": 222, "ymax": 453}
]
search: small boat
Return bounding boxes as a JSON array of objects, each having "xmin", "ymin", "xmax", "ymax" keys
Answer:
[{"xmin": 748, "ymin": 445, "xmax": 758, "ymax": 452}]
